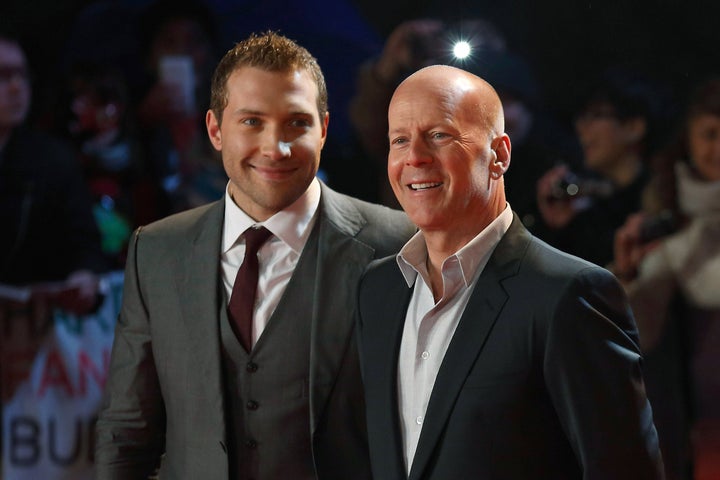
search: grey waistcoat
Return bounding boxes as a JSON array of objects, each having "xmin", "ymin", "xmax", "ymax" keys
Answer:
[{"xmin": 220, "ymin": 230, "xmax": 319, "ymax": 480}]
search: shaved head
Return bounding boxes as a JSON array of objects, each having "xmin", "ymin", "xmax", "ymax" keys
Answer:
[{"xmin": 391, "ymin": 65, "xmax": 505, "ymax": 138}]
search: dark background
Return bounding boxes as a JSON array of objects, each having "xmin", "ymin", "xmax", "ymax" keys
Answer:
[{"xmin": 4, "ymin": 0, "xmax": 720, "ymax": 158}]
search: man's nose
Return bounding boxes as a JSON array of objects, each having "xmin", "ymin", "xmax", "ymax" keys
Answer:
[
  {"xmin": 260, "ymin": 128, "xmax": 292, "ymax": 160},
  {"xmin": 405, "ymin": 138, "xmax": 433, "ymax": 166}
]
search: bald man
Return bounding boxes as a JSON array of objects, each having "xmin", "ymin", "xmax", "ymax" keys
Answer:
[{"xmin": 356, "ymin": 65, "xmax": 664, "ymax": 480}]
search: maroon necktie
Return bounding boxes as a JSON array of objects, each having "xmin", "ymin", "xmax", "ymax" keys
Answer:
[{"xmin": 228, "ymin": 226, "xmax": 273, "ymax": 352}]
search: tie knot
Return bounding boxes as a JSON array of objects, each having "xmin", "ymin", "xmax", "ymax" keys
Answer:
[{"xmin": 243, "ymin": 226, "xmax": 272, "ymax": 255}]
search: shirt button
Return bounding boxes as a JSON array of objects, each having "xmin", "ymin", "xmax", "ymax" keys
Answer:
[
  {"xmin": 421, "ymin": 351, "xmax": 430, "ymax": 360},
  {"xmin": 415, "ymin": 416, "xmax": 423, "ymax": 425},
  {"xmin": 245, "ymin": 439, "xmax": 258, "ymax": 449},
  {"xmin": 246, "ymin": 362, "xmax": 258, "ymax": 373},
  {"xmin": 246, "ymin": 400, "xmax": 259, "ymax": 410}
]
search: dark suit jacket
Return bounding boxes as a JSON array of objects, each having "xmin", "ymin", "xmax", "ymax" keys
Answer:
[
  {"xmin": 0, "ymin": 128, "xmax": 107, "ymax": 283},
  {"xmin": 95, "ymin": 182, "xmax": 415, "ymax": 479},
  {"xmin": 358, "ymin": 214, "xmax": 665, "ymax": 480}
]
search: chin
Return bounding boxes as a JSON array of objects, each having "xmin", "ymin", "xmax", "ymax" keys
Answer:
[{"xmin": 407, "ymin": 213, "xmax": 441, "ymax": 231}]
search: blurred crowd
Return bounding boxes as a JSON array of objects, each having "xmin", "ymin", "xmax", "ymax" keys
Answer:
[{"xmin": 1, "ymin": 1, "xmax": 719, "ymax": 478}]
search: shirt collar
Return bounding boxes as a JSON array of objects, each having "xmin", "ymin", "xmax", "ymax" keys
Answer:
[
  {"xmin": 396, "ymin": 204, "xmax": 514, "ymax": 287},
  {"xmin": 222, "ymin": 177, "xmax": 321, "ymax": 254}
]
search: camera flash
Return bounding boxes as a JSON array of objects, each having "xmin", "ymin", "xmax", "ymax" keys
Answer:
[{"xmin": 452, "ymin": 41, "xmax": 471, "ymax": 59}]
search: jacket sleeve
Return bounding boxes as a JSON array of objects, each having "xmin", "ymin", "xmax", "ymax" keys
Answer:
[
  {"xmin": 543, "ymin": 266, "xmax": 665, "ymax": 479},
  {"xmin": 95, "ymin": 227, "xmax": 165, "ymax": 479}
]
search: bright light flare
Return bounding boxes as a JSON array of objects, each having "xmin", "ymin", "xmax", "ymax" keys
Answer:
[{"xmin": 452, "ymin": 41, "xmax": 472, "ymax": 59}]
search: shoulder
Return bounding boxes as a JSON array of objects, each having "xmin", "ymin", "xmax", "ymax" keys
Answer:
[
  {"xmin": 500, "ymin": 214, "xmax": 604, "ymax": 282},
  {"xmin": 10, "ymin": 128, "xmax": 74, "ymax": 159},
  {"xmin": 524, "ymin": 234, "xmax": 632, "ymax": 325},
  {"xmin": 320, "ymin": 183, "xmax": 416, "ymax": 255},
  {"xmin": 4, "ymin": 128, "xmax": 78, "ymax": 177},
  {"xmin": 127, "ymin": 201, "xmax": 223, "ymax": 271},
  {"xmin": 137, "ymin": 201, "xmax": 222, "ymax": 241},
  {"xmin": 364, "ymin": 254, "xmax": 401, "ymax": 278},
  {"xmin": 499, "ymin": 221, "xmax": 622, "ymax": 310},
  {"xmin": 523, "ymin": 235, "xmax": 620, "ymax": 299},
  {"xmin": 525, "ymin": 235, "xmax": 601, "ymax": 277},
  {"xmin": 358, "ymin": 254, "xmax": 405, "ymax": 305}
]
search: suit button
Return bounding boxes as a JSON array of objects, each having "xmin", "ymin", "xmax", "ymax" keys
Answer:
[
  {"xmin": 246, "ymin": 362, "xmax": 258, "ymax": 373},
  {"xmin": 245, "ymin": 439, "xmax": 257, "ymax": 449},
  {"xmin": 246, "ymin": 400, "xmax": 259, "ymax": 410}
]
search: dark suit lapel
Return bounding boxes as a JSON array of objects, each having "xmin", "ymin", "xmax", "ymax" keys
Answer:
[
  {"xmin": 175, "ymin": 201, "xmax": 227, "ymax": 435},
  {"xmin": 364, "ymin": 265, "xmax": 413, "ymax": 478},
  {"xmin": 308, "ymin": 185, "xmax": 376, "ymax": 432},
  {"xmin": 408, "ymin": 216, "xmax": 529, "ymax": 480}
]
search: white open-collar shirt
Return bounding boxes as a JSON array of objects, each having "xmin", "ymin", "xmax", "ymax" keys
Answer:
[
  {"xmin": 221, "ymin": 178, "xmax": 320, "ymax": 348},
  {"xmin": 395, "ymin": 205, "xmax": 513, "ymax": 472}
]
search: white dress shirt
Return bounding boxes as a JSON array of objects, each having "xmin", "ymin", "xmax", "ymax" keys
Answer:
[
  {"xmin": 395, "ymin": 205, "xmax": 513, "ymax": 473},
  {"xmin": 221, "ymin": 178, "xmax": 320, "ymax": 348}
]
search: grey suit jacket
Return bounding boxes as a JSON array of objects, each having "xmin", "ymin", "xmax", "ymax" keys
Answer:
[
  {"xmin": 95, "ymin": 182, "xmax": 415, "ymax": 479},
  {"xmin": 358, "ymin": 214, "xmax": 665, "ymax": 480}
]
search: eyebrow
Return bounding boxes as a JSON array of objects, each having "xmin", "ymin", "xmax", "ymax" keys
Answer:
[
  {"xmin": 231, "ymin": 108, "xmax": 314, "ymax": 117},
  {"xmin": 232, "ymin": 108, "xmax": 263, "ymax": 116}
]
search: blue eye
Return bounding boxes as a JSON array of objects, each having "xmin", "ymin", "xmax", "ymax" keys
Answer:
[
  {"xmin": 289, "ymin": 118, "xmax": 311, "ymax": 128},
  {"xmin": 242, "ymin": 117, "xmax": 260, "ymax": 126}
]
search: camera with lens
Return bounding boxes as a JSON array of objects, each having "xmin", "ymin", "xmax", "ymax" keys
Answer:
[{"xmin": 549, "ymin": 171, "xmax": 615, "ymax": 201}]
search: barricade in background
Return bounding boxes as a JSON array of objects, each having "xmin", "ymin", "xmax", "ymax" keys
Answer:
[{"xmin": 1, "ymin": 271, "xmax": 124, "ymax": 480}]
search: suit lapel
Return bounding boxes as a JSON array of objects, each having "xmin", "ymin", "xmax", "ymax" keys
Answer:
[
  {"xmin": 175, "ymin": 201, "xmax": 227, "ymax": 438},
  {"xmin": 367, "ymin": 265, "xmax": 413, "ymax": 478},
  {"xmin": 408, "ymin": 216, "xmax": 530, "ymax": 480},
  {"xmin": 308, "ymin": 185, "xmax": 376, "ymax": 432}
]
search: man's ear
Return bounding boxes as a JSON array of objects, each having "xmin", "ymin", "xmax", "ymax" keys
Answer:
[
  {"xmin": 206, "ymin": 109, "xmax": 222, "ymax": 151},
  {"xmin": 489, "ymin": 134, "xmax": 511, "ymax": 177},
  {"xmin": 319, "ymin": 111, "xmax": 329, "ymax": 149}
]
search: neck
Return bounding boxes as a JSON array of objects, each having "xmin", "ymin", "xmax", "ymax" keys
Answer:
[
  {"xmin": 419, "ymin": 231, "xmax": 469, "ymax": 303},
  {"xmin": 422, "ymin": 198, "xmax": 506, "ymax": 300}
]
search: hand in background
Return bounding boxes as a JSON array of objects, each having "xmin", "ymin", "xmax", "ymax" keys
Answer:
[
  {"xmin": 32, "ymin": 270, "xmax": 102, "ymax": 316},
  {"xmin": 612, "ymin": 213, "xmax": 662, "ymax": 282},
  {"xmin": 536, "ymin": 164, "xmax": 581, "ymax": 229},
  {"xmin": 373, "ymin": 19, "xmax": 445, "ymax": 85}
]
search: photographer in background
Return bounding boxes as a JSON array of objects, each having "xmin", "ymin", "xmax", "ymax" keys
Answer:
[
  {"xmin": 613, "ymin": 77, "xmax": 720, "ymax": 480},
  {"xmin": 0, "ymin": 29, "xmax": 108, "ymax": 314},
  {"xmin": 533, "ymin": 68, "xmax": 661, "ymax": 266}
]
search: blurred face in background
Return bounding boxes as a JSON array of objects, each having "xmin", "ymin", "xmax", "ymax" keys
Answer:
[
  {"xmin": 0, "ymin": 39, "xmax": 31, "ymax": 135},
  {"xmin": 687, "ymin": 113, "xmax": 720, "ymax": 182},
  {"xmin": 149, "ymin": 17, "xmax": 213, "ymax": 82},
  {"xmin": 575, "ymin": 101, "xmax": 644, "ymax": 176}
]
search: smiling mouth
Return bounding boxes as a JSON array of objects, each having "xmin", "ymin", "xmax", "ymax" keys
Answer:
[
  {"xmin": 252, "ymin": 165, "xmax": 299, "ymax": 182},
  {"xmin": 409, "ymin": 182, "xmax": 442, "ymax": 191}
]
